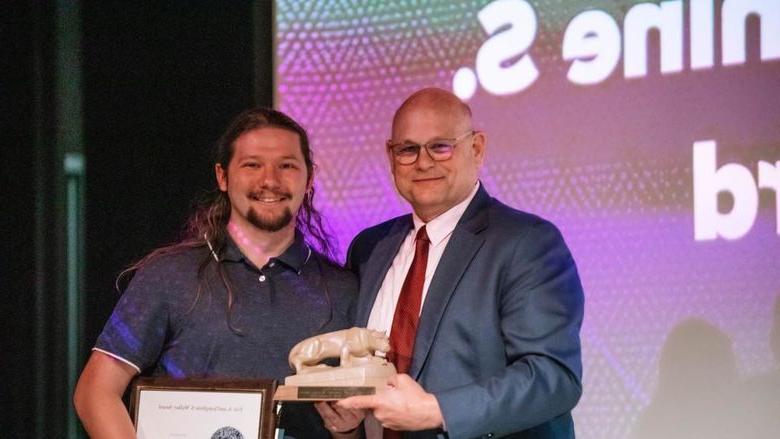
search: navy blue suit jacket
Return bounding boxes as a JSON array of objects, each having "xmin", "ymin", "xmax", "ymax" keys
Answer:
[{"xmin": 347, "ymin": 186, "xmax": 584, "ymax": 438}]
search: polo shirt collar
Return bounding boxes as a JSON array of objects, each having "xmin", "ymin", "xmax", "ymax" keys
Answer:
[
  {"xmin": 220, "ymin": 230, "xmax": 312, "ymax": 273},
  {"xmin": 220, "ymin": 235, "xmax": 244, "ymax": 262},
  {"xmin": 274, "ymin": 231, "xmax": 312, "ymax": 273}
]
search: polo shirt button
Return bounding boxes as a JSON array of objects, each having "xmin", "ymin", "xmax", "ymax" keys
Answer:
[
  {"xmin": 259, "ymin": 275, "xmax": 266, "ymax": 282},
  {"xmin": 269, "ymin": 262, "xmax": 276, "ymax": 268}
]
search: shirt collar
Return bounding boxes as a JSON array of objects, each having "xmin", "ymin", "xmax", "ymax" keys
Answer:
[
  {"xmin": 412, "ymin": 181, "xmax": 480, "ymax": 247},
  {"xmin": 220, "ymin": 230, "xmax": 312, "ymax": 273},
  {"xmin": 220, "ymin": 235, "xmax": 244, "ymax": 262},
  {"xmin": 274, "ymin": 231, "xmax": 312, "ymax": 273}
]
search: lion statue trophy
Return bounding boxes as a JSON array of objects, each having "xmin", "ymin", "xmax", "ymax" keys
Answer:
[{"xmin": 274, "ymin": 327, "xmax": 397, "ymax": 401}]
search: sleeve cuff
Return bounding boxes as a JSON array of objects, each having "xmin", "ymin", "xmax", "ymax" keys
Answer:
[{"xmin": 92, "ymin": 347, "xmax": 142, "ymax": 374}]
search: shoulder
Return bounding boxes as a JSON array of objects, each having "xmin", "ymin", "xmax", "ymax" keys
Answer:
[
  {"xmin": 311, "ymin": 251, "xmax": 358, "ymax": 288},
  {"xmin": 468, "ymin": 197, "xmax": 576, "ymax": 269},
  {"xmin": 474, "ymin": 199, "xmax": 581, "ymax": 285},
  {"xmin": 458, "ymin": 186, "xmax": 566, "ymax": 245},
  {"xmin": 307, "ymin": 251, "xmax": 358, "ymax": 320},
  {"xmin": 483, "ymin": 197, "xmax": 564, "ymax": 242},
  {"xmin": 105, "ymin": 245, "xmax": 210, "ymax": 330},
  {"xmin": 349, "ymin": 214, "xmax": 410, "ymax": 253},
  {"xmin": 123, "ymin": 244, "xmax": 210, "ymax": 290}
]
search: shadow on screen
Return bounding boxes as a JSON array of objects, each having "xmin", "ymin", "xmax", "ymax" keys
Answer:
[
  {"xmin": 631, "ymin": 318, "xmax": 739, "ymax": 439},
  {"xmin": 632, "ymin": 296, "xmax": 780, "ymax": 438},
  {"xmin": 742, "ymin": 294, "xmax": 780, "ymax": 437}
]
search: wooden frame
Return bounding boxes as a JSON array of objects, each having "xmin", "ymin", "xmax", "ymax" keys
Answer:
[{"xmin": 130, "ymin": 377, "xmax": 277, "ymax": 439}]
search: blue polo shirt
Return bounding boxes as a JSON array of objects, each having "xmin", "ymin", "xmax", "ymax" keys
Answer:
[{"xmin": 95, "ymin": 232, "xmax": 357, "ymax": 437}]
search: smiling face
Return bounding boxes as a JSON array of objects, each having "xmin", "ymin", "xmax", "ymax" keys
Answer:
[
  {"xmin": 389, "ymin": 90, "xmax": 486, "ymax": 221},
  {"xmin": 215, "ymin": 127, "xmax": 310, "ymax": 234}
]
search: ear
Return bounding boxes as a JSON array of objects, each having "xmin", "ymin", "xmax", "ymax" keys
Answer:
[
  {"xmin": 215, "ymin": 163, "xmax": 228, "ymax": 192},
  {"xmin": 471, "ymin": 131, "xmax": 487, "ymax": 166},
  {"xmin": 385, "ymin": 140, "xmax": 397, "ymax": 172},
  {"xmin": 306, "ymin": 163, "xmax": 316, "ymax": 194}
]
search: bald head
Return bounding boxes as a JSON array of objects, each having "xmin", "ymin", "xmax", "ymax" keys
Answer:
[{"xmin": 392, "ymin": 88, "xmax": 473, "ymax": 136}]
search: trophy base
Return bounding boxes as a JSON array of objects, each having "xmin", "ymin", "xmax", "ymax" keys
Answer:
[{"xmin": 274, "ymin": 362, "xmax": 395, "ymax": 401}]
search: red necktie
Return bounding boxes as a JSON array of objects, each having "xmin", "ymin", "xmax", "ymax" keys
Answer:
[
  {"xmin": 384, "ymin": 226, "xmax": 430, "ymax": 439},
  {"xmin": 387, "ymin": 225, "xmax": 430, "ymax": 374}
]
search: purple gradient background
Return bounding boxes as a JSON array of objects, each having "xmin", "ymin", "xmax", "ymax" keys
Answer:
[{"xmin": 275, "ymin": 1, "xmax": 780, "ymax": 437}]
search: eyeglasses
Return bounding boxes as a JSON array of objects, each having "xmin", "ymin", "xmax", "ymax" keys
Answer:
[{"xmin": 387, "ymin": 130, "xmax": 476, "ymax": 165}]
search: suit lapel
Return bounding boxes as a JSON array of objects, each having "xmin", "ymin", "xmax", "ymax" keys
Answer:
[
  {"xmin": 355, "ymin": 216, "xmax": 412, "ymax": 326},
  {"xmin": 410, "ymin": 187, "xmax": 491, "ymax": 379}
]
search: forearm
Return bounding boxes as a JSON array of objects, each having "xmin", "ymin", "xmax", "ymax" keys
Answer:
[
  {"xmin": 74, "ymin": 351, "xmax": 139, "ymax": 439},
  {"xmin": 74, "ymin": 388, "xmax": 135, "ymax": 439}
]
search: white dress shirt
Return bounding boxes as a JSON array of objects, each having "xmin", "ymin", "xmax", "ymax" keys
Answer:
[
  {"xmin": 366, "ymin": 182, "xmax": 480, "ymax": 335},
  {"xmin": 363, "ymin": 182, "xmax": 479, "ymax": 438}
]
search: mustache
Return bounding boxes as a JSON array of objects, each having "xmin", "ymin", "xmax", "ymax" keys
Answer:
[{"xmin": 247, "ymin": 189, "xmax": 292, "ymax": 200}]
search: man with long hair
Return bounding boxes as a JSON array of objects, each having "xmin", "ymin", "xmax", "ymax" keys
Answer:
[{"xmin": 74, "ymin": 108, "xmax": 358, "ymax": 438}]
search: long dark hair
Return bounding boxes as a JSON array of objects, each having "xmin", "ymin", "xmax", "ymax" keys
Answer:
[{"xmin": 118, "ymin": 108, "xmax": 337, "ymax": 332}]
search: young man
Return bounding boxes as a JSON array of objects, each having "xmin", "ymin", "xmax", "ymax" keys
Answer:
[
  {"xmin": 74, "ymin": 108, "xmax": 357, "ymax": 438},
  {"xmin": 337, "ymin": 88, "xmax": 585, "ymax": 438}
]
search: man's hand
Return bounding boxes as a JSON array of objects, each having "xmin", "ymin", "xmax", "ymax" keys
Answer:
[
  {"xmin": 337, "ymin": 374, "xmax": 444, "ymax": 431},
  {"xmin": 314, "ymin": 401, "xmax": 365, "ymax": 438}
]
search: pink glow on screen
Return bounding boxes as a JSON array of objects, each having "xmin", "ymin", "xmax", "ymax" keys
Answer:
[{"xmin": 275, "ymin": 2, "xmax": 780, "ymax": 437}]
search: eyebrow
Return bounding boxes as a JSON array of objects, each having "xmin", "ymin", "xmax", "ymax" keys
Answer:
[
  {"xmin": 394, "ymin": 136, "xmax": 455, "ymax": 144},
  {"xmin": 238, "ymin": 154, "xmax": 303, "ymax": 161}
]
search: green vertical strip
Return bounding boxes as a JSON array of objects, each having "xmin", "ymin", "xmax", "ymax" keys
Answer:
[
  {"xmin": 64, "ymin": 153, "xmax": 86, "ymax": 439},
  {"xmin": 56, "ymin": 1, "xmax": 84, "ymax": 438}
]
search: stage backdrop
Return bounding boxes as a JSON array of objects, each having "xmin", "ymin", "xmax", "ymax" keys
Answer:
[{"xmin": 274, "ymin": 1, "xmax": 780, "ymax": 437}]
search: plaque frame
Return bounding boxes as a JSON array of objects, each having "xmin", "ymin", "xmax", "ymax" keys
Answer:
[{"xmin": 129, "ymin": 377, "xmax": 277, "ymax": 439}]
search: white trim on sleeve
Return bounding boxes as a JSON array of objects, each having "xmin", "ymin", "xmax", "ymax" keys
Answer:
[{"xmin": 92, "ymin": 347, "xmax": 142, "ymax": 374}]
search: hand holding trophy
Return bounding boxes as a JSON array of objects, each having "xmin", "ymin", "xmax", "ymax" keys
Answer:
[{"xmin": 274, "ymin": 327, "xmax": 397, "ymax": 401}]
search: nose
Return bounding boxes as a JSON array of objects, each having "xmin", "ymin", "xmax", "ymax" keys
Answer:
[
  {"xmin": 415, "ymin": 146, "xmax": 436, "ymax": 171},
  {"xmin": 260, "ymin": 165, "xmax": 281, "ymax": 189}
]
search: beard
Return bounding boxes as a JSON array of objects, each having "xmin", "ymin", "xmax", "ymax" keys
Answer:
[{"xmin": 246, "ymin": 205, "xmax": 294, "ymax": 232}]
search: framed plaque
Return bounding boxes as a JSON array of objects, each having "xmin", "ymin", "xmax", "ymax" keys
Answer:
[{"xmin": 130, "ymin": 377, "xmax": 277, "ymax": 439}]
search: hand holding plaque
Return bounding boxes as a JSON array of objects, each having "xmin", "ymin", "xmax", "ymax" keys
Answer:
[{"xmin": 274, "ymin": 327, "xmax": 397, "ymax": 401}]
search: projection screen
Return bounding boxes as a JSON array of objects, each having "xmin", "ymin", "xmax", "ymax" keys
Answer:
[{"xmin": 274, "ymin": 1, "xmax": 780, "ymax": 437}]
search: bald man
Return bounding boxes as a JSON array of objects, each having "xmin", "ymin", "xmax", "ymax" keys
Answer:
[{"xmin": 335, "ymin": 88, "xmax": 584, "ymax": 438}]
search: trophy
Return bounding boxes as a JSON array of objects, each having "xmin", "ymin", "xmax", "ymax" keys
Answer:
[{"xmin": 274, "ymin": 327, "xmax": 397, "ymax": 401}]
